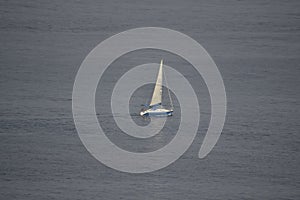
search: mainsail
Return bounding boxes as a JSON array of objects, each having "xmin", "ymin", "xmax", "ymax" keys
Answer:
[{"xmin": 149, "ymin": 59, "xmax": 163, "ymax": 107}]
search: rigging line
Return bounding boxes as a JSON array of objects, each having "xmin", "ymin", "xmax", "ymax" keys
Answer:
[{"xmin": 163, "ymin": 65, "xmax": 174, "ymax": 110}]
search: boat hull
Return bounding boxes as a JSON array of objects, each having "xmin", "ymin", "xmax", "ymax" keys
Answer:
[{"xmin": 140, "ymin": 108, "xmax": 173, "ymax": 117}]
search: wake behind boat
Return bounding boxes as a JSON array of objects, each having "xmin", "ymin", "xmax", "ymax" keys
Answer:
[{"xmin": 140, "ymin": 60, "xmax": 173, "ymax": 117}]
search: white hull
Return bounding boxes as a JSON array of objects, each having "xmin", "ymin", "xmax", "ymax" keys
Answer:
[{"xmin": 140, "ymin": 108, "xmax": 173, "ymax": 117}]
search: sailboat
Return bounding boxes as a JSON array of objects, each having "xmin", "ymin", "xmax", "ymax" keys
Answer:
[{"xmin": 140, "ymin": 60, "xmax": 173, "ymax": 117}]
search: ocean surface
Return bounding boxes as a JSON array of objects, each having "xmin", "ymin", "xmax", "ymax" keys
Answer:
[{"xmin": 1, "ymin": 0, "xmax": 299, "ymax": 199}]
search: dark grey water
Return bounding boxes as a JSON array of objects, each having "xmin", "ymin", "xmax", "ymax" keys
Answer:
[{"xmin": 1, "ymin": 0, "xmax": 299, "ymax": 199}]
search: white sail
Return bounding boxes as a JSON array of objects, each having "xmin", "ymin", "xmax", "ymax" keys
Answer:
[{"xmin": 150, "ymin": 59, "xmax": 163, "ymax": 107}]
